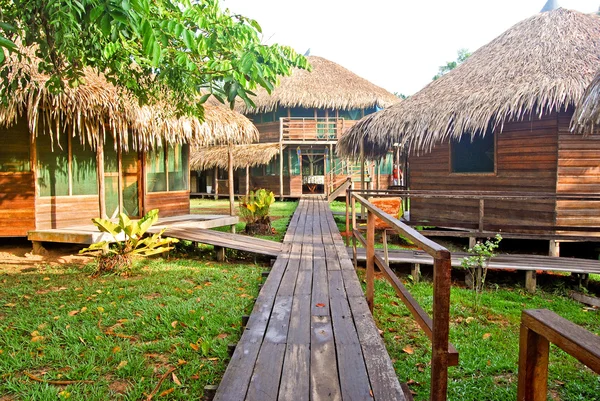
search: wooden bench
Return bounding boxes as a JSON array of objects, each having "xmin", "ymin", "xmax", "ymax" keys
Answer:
[{"xmin": 517, "ymin": 309, "xmax": 600, "ymax": 400}]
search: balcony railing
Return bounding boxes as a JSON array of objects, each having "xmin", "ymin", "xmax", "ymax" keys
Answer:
[{"xmin": 277, "ymin": 117, "xmax": 357, "ymax": 142}]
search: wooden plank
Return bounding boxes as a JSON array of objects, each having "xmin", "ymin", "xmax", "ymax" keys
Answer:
[
  {"xmin": 264, "ymin": 295, "xmax": 293, "ymax": 344},
  {"xmin": 278, "ymin": 344, "xmax": 310, "ymax": 400},
  {"xmin": 310, "ymin": 315, "xmax": 342, "ymax": 401},
  {"xmin": 246, "ymin": 342, "xmax": 286, "ymax": 401}
]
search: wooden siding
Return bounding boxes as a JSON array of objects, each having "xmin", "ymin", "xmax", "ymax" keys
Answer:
[
  {"xmin": 249, "ymin": 175, "xmax": 292, "ymax": 195},
  {"xmin": 556, "ymin": 110, "xmax": 600, "ymax": 227},
  {"xmin": 256, "ymin": 122, "xmax": 280, "ymax": 143},
  {"xmin": 145, "ymin": 191, "xmax": 190, "ymax": 217},
  {"xmin": 0, "ymin": 173, "xmax": 36, "ymax": 236},
  {"xmin": 36, "ymin": 195, "xmax": 99, "ymax": 230},
  {"xmin": 410, "ymin": 113, "xmax": 559, "ymax": 232}
]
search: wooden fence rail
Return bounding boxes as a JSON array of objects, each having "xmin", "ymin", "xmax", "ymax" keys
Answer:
[
  {"xmin": 346, "ymin": 189, "xmax": 457, "ymax": 401},
  {"xmin": 517, "ymin": 309, "xmax": 600, "ymax": 401}
]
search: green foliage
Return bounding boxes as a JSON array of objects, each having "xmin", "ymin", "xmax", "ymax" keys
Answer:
[
  {"xmin": 238, "ymin": 189, "xmax": 275, "ymax": 224},
  {"xmin": 0, "ymin": 0, "xmax": 310, "ymax": 117},
  {"xmin": 80, "ymin": 208, "xmax": 178, "ymax": 275},
  {"xmin": 461, "ymin": 234, "xmax": 502, "ymax": 296},
  {"xmin": 432, "ymin": 48, "xmax": 471, "ymax": 80}
]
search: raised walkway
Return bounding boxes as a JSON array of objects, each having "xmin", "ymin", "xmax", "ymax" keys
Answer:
[{"xmin": 214, "ymin": 197, "xmax": 408, "ymax": 401}]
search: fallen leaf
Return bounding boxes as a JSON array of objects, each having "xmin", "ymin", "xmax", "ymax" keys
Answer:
[
  {"xmin": 189, "ymin": 343, "xmax": 200, "ymax": 351},
  {"xmin": 190, "ymin": 374, "xmax": 200, "ymax": 380},
  {"xmin": 31, "ymin": 336, "xmax": 45, "ymax": 343},
  {"xmin": 207, "ymin": 357, "xmax": 218, "ymax": 361},
  {"xmin": 487, "ymin": 360, "xmax": 491, "ymax": 366},
  {"xmin": 482, "ymin": 333, "xmax": 491, "ymax": 340},
  {"xmin": 216, "ymin": 333, "xmax": 228, "ymax": 340},
  {"xmin": 80, "ymin": 307, "xmax": 88, "ymax": 313},
  {"xmin": 4, "ymin": 303, "xmax": 16, "ymax": 307},
  {"xmin": 177, "ymin": 359, "xmax": 187, "ymax": 366},
  {"xmin": 117, "ymin": 360, "xmax": 128, "ymax": 370},
  {"xmin": 172, "ymin": 372, "xmax": 181, "ymax": 386},
  {"xmin": 31, "ymin": 330, "xmax": 40, "ymax": 337},
  {"xmin": 43, "ymin": 277, "xmax": 50, "ymax": 281},
  {"xmin": 97, "ymin": 307, "xmax": 105, "ymax": 313},
  {"xmin": 465, "ymin": 317, "xmax": 475, "ymax": 324},
  {"xmin": 159, "ymin": 388, "xmax": 175, "ymax": 396},
  {"xmin": 402, "ymin": 345, "xmax": 414, "ymax": 355},
  {"xmin": 68, "ymin": 310, "xmax": 79, "ymax": 316},
  {"xmin": 112, "ymin": 346, "xmax": 121, "ymax": 354},
  {"xmin": 171, "ymin": 321, "xmax": 178, "ymax": 329},
  {"xmin": 315, "ymin": 303, "xmax": 326, "ymax": 307}
]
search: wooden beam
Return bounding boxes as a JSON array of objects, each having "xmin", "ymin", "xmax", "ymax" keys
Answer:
[
  {"xmin": 228, "ymin": 146, "xmax": 234, "ymax": 217},
  {"xmin": 517, "ymin": 322, "xmax": 550, "ymax": 401},
  {"xmin": 366, "ymin": 211, "xmax": 375, "ymax": 313},
  {"xmin": 245, "ymin": 166, "xmax": 250, "ymax": 196},
  {"xmin": 279, "ymin": 142, "xmax": 284, "ymax": 201},
  {"xmin": 214, "ymin": 166, "xmax": 219, "ymax": 200},
  {"xmin": 431, "ymin": 252, "xmax": 452, "ymax": 401},
  {"xmin": 96, "ymin": 142, "xmax": 106, "ymax": 218}
]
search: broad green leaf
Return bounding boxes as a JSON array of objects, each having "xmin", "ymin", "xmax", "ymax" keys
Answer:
[{"xmin": 91, "ymin": 218, "xmax": 123, "ymax": 236}]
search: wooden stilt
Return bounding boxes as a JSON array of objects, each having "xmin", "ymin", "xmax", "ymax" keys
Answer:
[
  {"xmin": 411, "ymin": 263, "xmax": 421, "ymax": 283},
  {"xmin": 215, "ymin": 246, "xmax": 225, "ymax": 262},
  {"xmin": 525, "ymin": 270, "xmax": 537, "ymax": 293}
]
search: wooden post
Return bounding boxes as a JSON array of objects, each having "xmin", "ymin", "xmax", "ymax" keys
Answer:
[
  {"xmin": 411, "ymin": 263, "xmax": 420, "ymax": 283},
  {"xmin": 360, "ymin": 144, "xmax": 365, "ymax": 219},
  {"xmin": 345, "ymin": 188, "xmax": 350, "ymax": 247},
  {"xmin": 382, "ymin": 228, "xmax": 389, "ymax": 266},
  {"xmin": 215, "ymin": 246, "xmax": 225, "ymax": 262},
  {"xmin": 96, "ymin": 142, "xmax": 106, "ymax": 218},
  {"xmin": 366, "ymin": 210, "xmax": 375, "ymax": 313},
  {"xmin": 352, "ymin": 193, "xmax": 358, "ymax": 270},
  {"xmin": 430, "ymin": 252, "xmax": 451, "ymax": 401},
  {"xmin": 549, "ymin": 240, "xmax": 560, "ymax": 257},
  {"xmin": 279, "ymin": 143, "xmax": 284, "ymax": 200},
  {"xmin": 376, "ymin": 160, "xmax": 380, "ymax": 190},
  {"xmin": 517, "ymin": 323, "xmax": 550, "ymax": 401},
  {"xmin": 228, "ymin": 146, "xmax": 235, "ymax": 216},
  {"xmin": 213, "ymin": 166, "xmax": 219, "ymax": 200},
  {"xmin": 525, "ymin": 270, "xmax": 537, "ymax": 293},
  {"xmin": 478, "ymin": 199, "xmax": 484, "ymax": 232},
  {"xmin": 245, "ymin": 166, "xmax": 250, "ymax": 196}
]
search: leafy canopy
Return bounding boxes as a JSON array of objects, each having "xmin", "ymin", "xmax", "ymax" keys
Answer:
[
  {"xmin": 0, "ymin": 0, "xmax": 309, "ymax": 117},
  {"xmin": 432, "ymin": 48, "xmax": 471, "ymax": 81}
]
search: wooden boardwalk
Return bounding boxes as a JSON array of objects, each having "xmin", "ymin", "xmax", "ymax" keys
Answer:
[{"xmin": 214, "ymin": 197, "xmax": 408, "ymax": 401}]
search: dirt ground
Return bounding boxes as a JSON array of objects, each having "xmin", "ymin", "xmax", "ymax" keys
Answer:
[{"xmin": 0, "ymin": 239, "xmax": 93, "ymax": 272}]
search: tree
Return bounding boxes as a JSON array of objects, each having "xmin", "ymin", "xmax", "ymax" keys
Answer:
[
  {"xmin": 0, "ymin": 0, "xmax": 309, "ymax": 117},
  {"xmin": 432, "ymin": 48, "xmax": 471, "ymax": 81}
]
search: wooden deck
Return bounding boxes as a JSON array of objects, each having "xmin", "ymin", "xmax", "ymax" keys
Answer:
[
  {"xmin": 214, "ymin": 197, "xmax": 408, "ymax": 401},
  {"xmin": 351, "ymin": 248, "xmax": 600, "ymax": 275},
  {"xmin": 27, "ymin": 214, "xmax": 238, "ymax": 245},
  {"xmin": 149, "ymin": 226, "xmax": 282, "ymax": 257}
]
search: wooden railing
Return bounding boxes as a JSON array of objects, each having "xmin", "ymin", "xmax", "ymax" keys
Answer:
[
  {"xmin": 327, "ymin": 177, "xmax": 352, "ymax": 203},
  {"xmin": 346, "ymin": 189, "xmax": 457, "ymax": 401},
  {"xmin": 517, "ymin": 309, "xmax": 600, "ymax": 401},
  {"xmin": 280, "ymin": 117, "xmax": 348, "ymax": 142}
]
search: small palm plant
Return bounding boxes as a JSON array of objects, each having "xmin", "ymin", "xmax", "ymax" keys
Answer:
[
  {"xmin": 239, "ymin": 189, "xmax": 275, "ymax": 235},
  {"xmin": 81, "ymin": 209, "xmax": 178, "ymax": 276}
]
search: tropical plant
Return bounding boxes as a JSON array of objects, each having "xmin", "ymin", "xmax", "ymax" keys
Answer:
[
  {"xmin": 460, "ymin": 234, "xmax": 502, "ymax": 302},
  {"xmin": 80, "ymin": 209, "xmax": 178, "ymax": 275},
  {"xmin": 0, "ymin": 0, "xmax": 310, "ymax": 117},
  {"xmin": 239, "ymin": 189, "xmax": 275, "ymax": 234}
]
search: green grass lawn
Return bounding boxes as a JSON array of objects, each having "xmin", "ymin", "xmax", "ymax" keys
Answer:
[
  {"xmin": 191, "ymin": 198, "xmax": 298, "ymax": 243},
  {"xmin": 0, "ymin": 258, "xmax": 262, "ymax": 400},
  {"xmin": 363, "ymin": 271, "xmax": 600, "ymax": 401}
]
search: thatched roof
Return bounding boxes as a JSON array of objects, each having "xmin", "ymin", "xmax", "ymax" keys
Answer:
[
  {"xmin": 190, "ymin": 143, "xmax": 280, "ymax": 170},
  {"xmin": 0, "ymin": 47, "xmax": 257, "ymax": 150},
  {"xmin": 572, "ymin": 69, "xmax": 600, "ymax": 134},
  {"xmin": 236, "ymin": 56, "xmax": 399, "ymax": 114},
  {"xmin": 337, "ymin": 8, "xmax": 600, "ymax": 160}
]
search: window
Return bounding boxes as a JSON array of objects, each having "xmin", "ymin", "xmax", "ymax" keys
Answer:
[
  {"xmin": 146, "ymin": 144, "xmax": 189, "ymax": 192},
  {"xmin": 0, "ymin": 121, "xmax": 31, "ymax": 172},
  {"xmin": 451, "ymin": 130, "xmax": 495, "ymax": 173},
  {"xmin": 36, "ymin": 133, "xmax": 98, "ymax": 197}
]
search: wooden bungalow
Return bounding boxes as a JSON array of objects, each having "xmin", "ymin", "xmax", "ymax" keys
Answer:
[
  {"xmin": 194, "ymin": 56, "xmax": 400, "ymax": 198},
  {"xmin": 0, "ymin": 51, "xmax": 257, "ymax": 238},
  {"xmin": 338, "ymin": 8, "xmax": 600, "ymax": 238}
]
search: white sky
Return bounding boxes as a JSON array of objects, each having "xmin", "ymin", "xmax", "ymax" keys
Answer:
[{"xmin": 222, "ymin": 0, "xmax": 597, "ymax": 96}]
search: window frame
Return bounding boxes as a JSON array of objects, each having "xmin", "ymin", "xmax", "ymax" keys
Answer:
[
  {"xmin": 449, "ymin": 129, "xmax": 497, "ymax": 176},
  {"xmin": 144, "ymin": 144, "xmax": 189, "ymax": 194}
]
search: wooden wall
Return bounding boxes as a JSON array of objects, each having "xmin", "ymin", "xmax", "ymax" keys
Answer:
[
  {"xmin": 556, "ymin": 110, "xmax": 600, "ymax": 227},
  {"xmin": 145, "ymin": 191, "xmax": 190, "ymax": 217},
  {"xmin": 36, "ymin": 195, "xmax": 99, "ymax": 230},
  {"xmin": 250, "ymin": 175, "xmax": 292, "ymax": 195},
  {"xmin": 256, "ymin": 122, "xmax": 280, "ymax": 143},
  {"xmin": 0, "ymin": 173, "xmax": 36, "ymax": 236},
  {"xmin": 409, "ymin": 112, "xmax": 559, "ymax": 232}
]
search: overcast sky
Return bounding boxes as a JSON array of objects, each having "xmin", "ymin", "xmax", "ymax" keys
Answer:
[{"xmin": 222, "ymin": 0, "xmax": 597, "ymax": 96}]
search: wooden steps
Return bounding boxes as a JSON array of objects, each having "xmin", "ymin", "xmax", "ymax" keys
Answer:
[{"xmin": 214, "ymin": 197, "xmax": 410, "ymax": 401}]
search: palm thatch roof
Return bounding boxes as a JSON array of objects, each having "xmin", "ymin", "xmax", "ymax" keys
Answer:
[
  {"xmin": 338, "ymin": 8, "xmax": 600, "ymax": 160},
  {"xmin": 236, "ymin": 56, "xmax": 399, "ymax": 114},
  {"xmin": 572, "ymin": 69, "xmax": 600, "ymax": 134},
  {"xmin": 0, "ymin": 46, "xmax": 257, "ymax": 151},
  {"xmin": 190, "ymin": 143, "xmax": 280, "ymax": 170}
]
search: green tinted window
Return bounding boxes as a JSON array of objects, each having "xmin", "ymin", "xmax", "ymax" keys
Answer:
[
  {"xmin": 146, "ymin": 147, "xmax": 166, "ymax": 192},
  {"xmin": 36, "ymin": 133, "xmax": 69, "ymax": 196},
  {"xmin": 168, "ymin": 144, "xmax": 189, "ymax": 191},
  {"xmin": 451, "ymin": 131, "xmax": 495, "ymax": 173},
  {"xmin": 0, "ymin": 120, "xmax": 30, "ymax": 172},
  {"xmin": 71, "ymin": 139, "xmax": 98, "ymax": 195}
]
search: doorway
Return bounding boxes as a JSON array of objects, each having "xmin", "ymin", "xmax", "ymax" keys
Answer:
[
  {"xmin": 301, "ymin": 153, "xmax": 325, "ymax": 194},
  {"xmin": 103, "ymin": 139, "xmax": 141, "ymax": 218}
]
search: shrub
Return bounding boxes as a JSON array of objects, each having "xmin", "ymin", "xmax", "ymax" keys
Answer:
[
  {"xmin": 80, "ymin": 209, "xmax": 178, "ymax": 276},
  {"xmin": 239, "ymin": 189, "xmax": 276, "ymax": 235}
]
